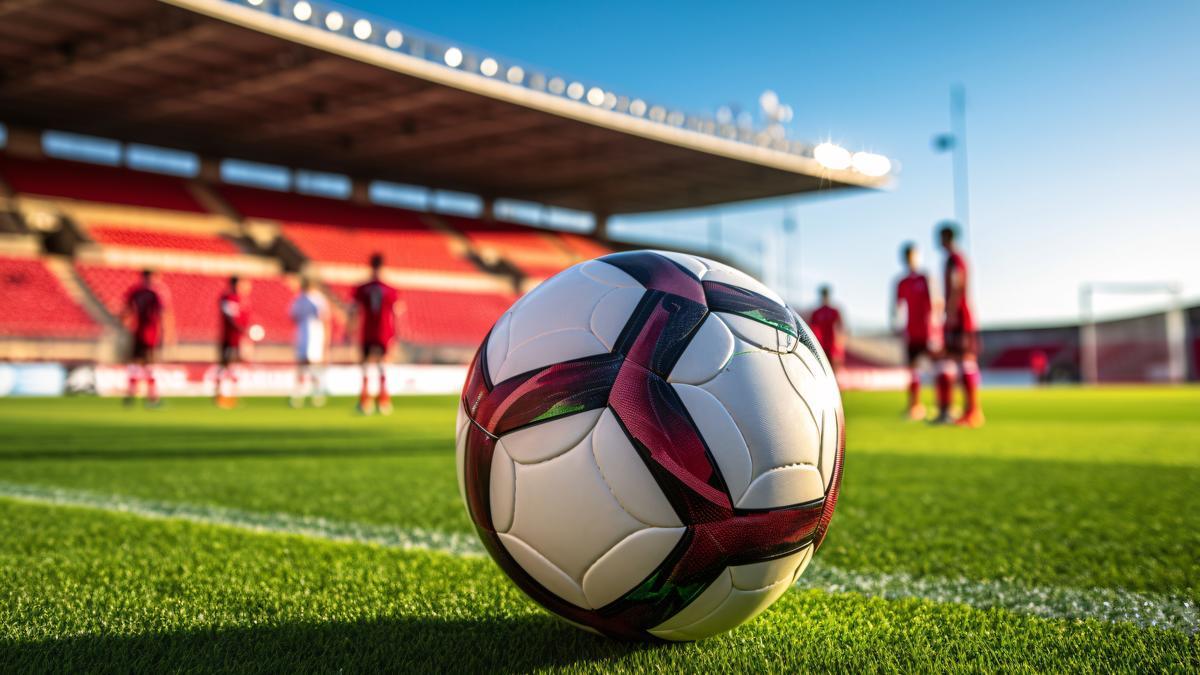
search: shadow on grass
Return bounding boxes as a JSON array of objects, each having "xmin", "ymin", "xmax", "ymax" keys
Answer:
[{"xmin": 0, "ymin": 614, "xmax": 671, "ymax": 674}]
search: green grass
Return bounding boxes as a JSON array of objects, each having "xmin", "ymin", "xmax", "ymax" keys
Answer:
[{"xmin": 1, "ymin": 389, "xmax": 1198, "ymax": 672}]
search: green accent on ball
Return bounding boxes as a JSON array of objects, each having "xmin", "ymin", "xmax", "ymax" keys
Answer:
[
  {"xmin": 739, "ymin": 310, "xmax": 798, "ymax": 337},
  {"xmin": 532, "ymin": 402, "xmax": 586, "ymax": 422}
]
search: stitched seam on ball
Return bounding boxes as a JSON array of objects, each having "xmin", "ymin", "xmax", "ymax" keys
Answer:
[{"xmin": 588, "ymin": 418, "xmax": 676, "ymax": 530}]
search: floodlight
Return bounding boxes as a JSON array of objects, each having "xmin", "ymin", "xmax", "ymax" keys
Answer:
[
  {"xmin": 852, "ymin": 151, "xmax": 891, "ymax": 176},
  {"xmin": 566, "ymin": 82, "xmax": 584, "ymax": 100},
  {"xmin": 548, "ymin": 77, "xmax": 565, "ymax": 94},
  {"xmin": 292, "ymin": 1, "xmax": 312, "ymax": 21},
  {"xmin": 814, "ymin": 142, "xmax": 852, "ymax": 170},
  {"xmin": 385, "ymin": 29, "xmax": 404, "ymax": 49},
  {"xmin": 603, "ymin": 92, "xmax": 617, "ymax": 109},
  {"xmin": 324, "ymin": 11, "xmax": 343, "ymax": 31},
  {"xmin": 506, "ymin": 66, "xmax": 525, "ymax": 84},
  {"xmin": 352, "ymin": 19, "xmax": 372, "ymax": 40},
  {"xmin": 629, "ymin": 99, "xmax": 647, "ymax": 117},
  {"xmin": 480, "ymin": 58, "xmax": 499, "ymax": 77},
  {"xmin": 444, "ymin": 47, "xmax": 463, "ymax": 67},
  {"xmin": 586, "ymin": 87, "xmax": 604, "ymax": 106},
  {"xmin": 247, "ymin": 0, "xmax": 264, "ymax": 6}
]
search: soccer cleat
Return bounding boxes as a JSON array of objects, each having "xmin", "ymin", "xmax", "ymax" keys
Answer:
[
  {"xmin": 906, "ymin": 403, "xmax": 927, "ymax": 421},
  {"xmin": 356, "ymin": 399, "xmax": 375, "ymax": 415},
  {"xmin": 376, "ymin": 398, "xmax": 393, "ymax": 416},
  {"xmin": 123, "ymin": 395, "xmax": 135, "ymax": 408},
  {"xmin": 956, "ymin": 410, "xmax": 986, "ymax": 428},
  {"xmin": 289, "ymin": 396, "xmax": 303, "ymax": 409},
  {"xmin": 215, "ymin": 395, "xmax": 237, "ymax": 410},
  {"xmin": 929, "ymin": 411, "xmax": 955, "ymax": 425},
  {"xmin": 144, "ymin": 399, "xmax": 164, "ymax": 410}
]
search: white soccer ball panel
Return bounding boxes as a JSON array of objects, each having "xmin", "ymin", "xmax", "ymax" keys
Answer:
[
  {"xmin": 589, "ymin": 287, "xmax": 646, "ymax": 350},
  {"xmin": 581, "ymin": 526, "xmax": 686, "ymax": 608},
  {"xmin": 691, "ymin": 255, "xmax": 786, "ymax": 307},
  {"xmin": 486, "ymin": 262, "xmax": 644, "ymax": 383},
  {"xmin": 498, "ymin": 531, "xmax": 590, "ymax": 608},
  {"xmin": 780, "ymin": 350, "xmax": 842, "ymax": 491},
  {"xmin": 714, "ymin": 311, "xmax": 798, "ymax": 353},
  {"xmin": 489, "ymin": 442, "xmax": 516, "ymax": 532},
  {"xmin": 695, "ymin": 337, "xmax": 823, "ymax": 509},
  {"xmin": 650, "ymin": 546, "xmax": 812, "ymax": 641},
  {"xmin": 737, "ymin": 464, "xmax": 825, "ymax": 510},
  {"xmin": 591, "ymin": 409, "xmax": 683, "ymax": 528},
  {"xmin": 498, "ymin": 408, "xmax": 604, "ymax": 464},
  {"xmin": 668, "ymin": 315, "xmax": 735, "ymax": 386},
  {"xmin": 672, "ymin": 383, "xmax": 753, "ymax": 505},
  {"xmin": 645, "ymin": 249, "xmax": 708, "ymax": 278}
]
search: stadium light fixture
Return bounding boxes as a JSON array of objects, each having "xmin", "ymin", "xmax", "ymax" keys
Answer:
[
  {"xmin": 506, "ymin": 66, "xmax": 525, "ymax": 84},
  {"xmin": 480, "ymin": 58, "xmax": 499, "ymax": 77},
  {"xmin": 444, "ymin": 47, "xmax": 463, "ymax": 68},
  {"xmin": 649, "ymin": 105, "xmax": 667, "ymax": 122},
  {"xmin": 566, "ymin": 82, "xmax": 585, "ymax": 100},
  {"xmin": 586, "ymin": 87, "xmax": 605, "ymax": 106},
  {"xmin": 247, "ymin": 0, "xmax": 264, "ymax": 6},
  {"xmin": 353, "ymin": 19, "xmax": 372, "ymax": 40},
  {"xmin": 852, "ymin": 151, "xmax": 891, "ymax": 177},
  {"xmin": 629, "ymin": 99, "xmax": 647, "ymax": 117},
  {"xmin": 324, "ymin": 11, "xmax": 344, "ymax": 31},
  {"xmin": 667, "ymin": 111, "xmax": 685, "ymax": 126},
  {"xmin": 292, "ymin": 1, "xmax": 313, "ymax": 21},
  {"xmin": 814, "ymin": 142, "xmax": 852, "ymax": 170},
  {"xmin": 384, "ymin": 29, "xmax": 404, "ymax": 49},
  {"xmin": 547, "ymin": 77, "xmax": 566, "ymax": 94},
  {"xmin": 603, "ymin": 92, "xmax": 618, "ymax": 110}
]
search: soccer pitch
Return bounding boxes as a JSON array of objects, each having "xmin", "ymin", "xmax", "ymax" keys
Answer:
[{"xmin": 1, "ymin": 389, "xmax": 1196, "ymax": 672}]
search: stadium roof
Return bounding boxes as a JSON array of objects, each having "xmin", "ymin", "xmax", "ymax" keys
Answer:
[{"xmin": 0, "ymin": 0, "xmax": 891, "ymax": 215}]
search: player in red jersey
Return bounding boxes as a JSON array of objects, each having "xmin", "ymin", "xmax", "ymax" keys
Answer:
[
  {"xmin": 934, "ymin": 223, "xmax": 984, "ymax": 427},
  {"xmin": 120, "ymin": 269, "xmax": 172, "ymax": 408},
  {"xmin": 807, "ymin": 285, "xmax": 846, "ymax": 375},
  {"xmin": 347, "ymin": 253, "xmax": 404, "ymax": 415},
  {"xmin": 892, "ymin": 243, "xmax": 934, "ymax": 420},
  {"xmin": 214, "ymin": 275, "xmax": 251, "ymax": 409}
]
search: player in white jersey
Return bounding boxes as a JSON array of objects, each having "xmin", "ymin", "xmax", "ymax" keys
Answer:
[{"xmin": 289, "ymin": 277, "xmax": 331, "ymax": 408}]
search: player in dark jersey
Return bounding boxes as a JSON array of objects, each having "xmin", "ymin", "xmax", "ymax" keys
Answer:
[
  {"xmin": 214, "ymin": 275, "xmax": 250, "ymax": 409},
  {"xmin": 807, "ymin": 285, "xmax": 845, "ymax": 376},
  {"xmin": 120, "ymin": 269, "xmax": 172, "ymax": 408},
  {"xmin": 934, "ymin": 223, "xmax": 984, "ymax": 427},
  {"xmin": 347, "ymin": 253, "xmax": 404, "ymax": 415},
  {"xmin": 892, "ymin": 243, "xmax": 935, "ymax": 420}
]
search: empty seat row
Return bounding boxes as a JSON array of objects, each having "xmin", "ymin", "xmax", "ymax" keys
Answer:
[{"xmin": 0, "ymin": 256, "xmax": 100, "ymax": 339}]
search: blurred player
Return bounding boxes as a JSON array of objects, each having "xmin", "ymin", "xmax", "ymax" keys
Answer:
[
  {"xmin": 347, "ymin": 253, "xmax": 402, "ymax": 415},
  {"xmin": 808, "ymin": 285, "xmax": 846, "ymax": 375},
  {"xmin": 214, "ymin": 275, "xmax": 250, "ymax": 409},
  {"xmin": 892, "ymin": 243, "xmax": 934, "ymax": 420},
  {"xmin": 934, "ymin": 223, "xmax": 984, "ymax": 427},
  {"xmin": 120, "ymin": 269, "xmax": 172, "ymax": 408},
  {"xmin": 289, "ymin": 277, "xmax": 331, "ymax": 408}
]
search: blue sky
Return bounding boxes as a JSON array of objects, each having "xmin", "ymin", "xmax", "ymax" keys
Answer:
[{"xmin": 348, "ymin": 0, "xmax": 1198, "ymax": 328}]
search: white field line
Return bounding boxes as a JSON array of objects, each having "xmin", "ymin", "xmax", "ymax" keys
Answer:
[{"xmin": 0, "ymin": 481, "xmax": 1194, "ymax": 633}]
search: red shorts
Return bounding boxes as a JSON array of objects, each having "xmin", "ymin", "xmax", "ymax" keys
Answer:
[
  {"xmin": 905, "ymin": 339, "xmax": 931, "ymax": 364},
  {"xmin": 361, "ymin": 340, "xmax": 391, "ymax": 360},
  {"xmin": 129, "ymin": 338, "xmax": 158, "ymax": 362}
]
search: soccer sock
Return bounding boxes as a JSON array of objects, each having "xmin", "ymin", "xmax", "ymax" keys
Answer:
[
  {"xmin": 961, "ymin": 360, "xmax": 981, "ymax": 415},
  {"xmin": 146, "ymin": 368, "xmax": 158, "ymax": 402},
  {"xmin": 127, "ymin": 365, "xmax": 141, "ymax": 398},
  {"xmin": 360, "ymin": 367, "xmax": 372, "ymax": 404},
  {"xmin": 935, "ymin": 363, "xmax": 954, "ymax": 415},
  {"xmin": 377, "ymin": 367, "xmax": 389, "ymax": 404},
  {"xmin": 908, "ymin": 369, "xmax": 921, "ymax": 408}
]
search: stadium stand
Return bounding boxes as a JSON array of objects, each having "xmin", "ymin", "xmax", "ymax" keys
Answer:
[
  {"xmin": 328, "ymin": 283, "xmax": 514, "ymax": 348},
  {"xmin": 77, "ymin": 265, "xmax": 295, "ymax": 345},
  {"xmin": 0, "ymin": 155, "xmax": 204, "ymax": 213},
  {"xmin": 444, "ymin": 216, "xmax": 578, "ymax": 278},
  {"xmin": 0, "ymin": 255, "xmax": 100, "ymax": 339},
  {"xmin": 86, "ymin": 225, "xmax": 239, "ymax": 255},
  {"xmin": 218, "ymin": 186, "xmax": 476, "ymax": 274}
]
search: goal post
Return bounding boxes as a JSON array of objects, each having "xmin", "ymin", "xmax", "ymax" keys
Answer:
[{"xmin": 1079, "ymin": 282, "xmax": 1186, "ymax": 384}]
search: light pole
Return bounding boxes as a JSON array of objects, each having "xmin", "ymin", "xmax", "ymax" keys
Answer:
[{"xmin": 933, "ymin": 84, "xmax": 971, "ymax": 250}]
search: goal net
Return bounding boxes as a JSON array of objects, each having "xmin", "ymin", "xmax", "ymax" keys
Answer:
[{"xmin": 1079, "ymin": 283, "xmax": 1187, "ymax": 383}]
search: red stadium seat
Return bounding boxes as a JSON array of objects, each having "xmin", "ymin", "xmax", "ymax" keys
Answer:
[
  {"xmin": 0, "ymin": 256, "xmax": 100, "ymax": 339},
  {"xmin": 219, "ymin": 186, "xmax": 475, "ymax": 273},
  {"xmin": 88, "ymin": 225, "xmax": 240, "ymax": 255},
  {"xmin": 330, "ymin": 283, "xmax": 514, "ymax": 347},
  {"xmin": 77, "ymin": 265, "xmax": 295, "ymax": 345},
  {"xmin": 446, "ymin": 216, "xmax": 575, "ymax": 278},
  {"xmin": 558, "ymin": 232, "xmax": 614, "ymax": 260},
  {"xmin": 0, "ymin": 155, "xmax": 205, "ymax": 212}
]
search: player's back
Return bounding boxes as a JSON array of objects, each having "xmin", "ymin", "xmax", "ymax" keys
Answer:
[
  {"xmin": 125, "ymin": 283, "xmax": 163, "ymax": 343},
  {"xmin": 808, "ymin": 305, "xmax": 842, "ymax": 355},
  {"xmin": 218, "ymin": 291, "xmax": 248, "ymax": 344},
  {"xmin": 944, "ymin": 252, "xmax": 975, "ymax": 330},
  {"xmin": 896, "ymin": 272, "xmax": 932, "ymax": 339},
  {"xmin": 353, "ymin": 279, "xmax": 398, "ymax": 344}
]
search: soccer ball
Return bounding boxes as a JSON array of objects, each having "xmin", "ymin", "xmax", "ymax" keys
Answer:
[{"xmin": 456, "ymin": 250, "xmax": 844, "ymax": 641}]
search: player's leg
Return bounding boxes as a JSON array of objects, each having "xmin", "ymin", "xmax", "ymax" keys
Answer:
[
  {"xmin": 310, "ymin": 363, "xmax": 327, "ymax": 408},
  {"xmin": 144, "ymin": 349, "xmax": 161, "ymax": 408},
  {"xmin": 125, "ymin": 360, "xmax": 141, "ymax": 406},
  {"xmin": 905, "ymin": 343, "xmax": 926, "ymax": 420},
  {"xmin": 291, "ymin": 359, "xmax": 308, "ymax": 408},
  {"xmin": 375, "ymin": 346, "xmax": 392, "ymax": 416},
  {"xmin": 955, "ymin": 335, "xmax": 984, "ymax": 427},
  {"xmin": 357, "ymin": 345, "xmax": 375, "ymax": 414},
  {"xmin": 932, "ymin": 355, "xmax": 956, "ymax": 424}
]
